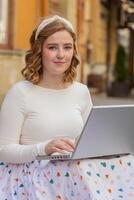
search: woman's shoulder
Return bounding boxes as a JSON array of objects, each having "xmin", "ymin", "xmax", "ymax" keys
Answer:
[
  {"xmin": 74, "ymin": 81, "xmax": 88, "ymax": 87},
  {"xmin": 6, "ymin": 80, "xmax": 33, "ymax": 98},
  {"xmin": 73, "ymin": 81, "xmax": 89, "ymax": 92},
  {"xmin": 10, "ymin": 80, "xmax": 33, "ymax": 91},
  {"xmin": 12, "ymin": 80, "xmax": 33, "ymax": 89}
]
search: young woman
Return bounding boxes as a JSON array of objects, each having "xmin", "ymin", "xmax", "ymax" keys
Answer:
[
  {"xmin": 0, "ymin": 15, "xmax": 92, "ymax": 199},
  {"xmin": 0, "ymin": 15, "xmax": 134, "ymax": 200}
]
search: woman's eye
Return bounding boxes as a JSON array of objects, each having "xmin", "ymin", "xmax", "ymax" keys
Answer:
[
  {"xmin": 64, "ymin": 46, "xmax": 72, "ymax": 50},
  {"xmin": 48, "ymin": 46, "xmax": 72, "ymax": 50},
  {"xmin": 48, "ymin": 46, "xmax": 57, "ymax": 50}
]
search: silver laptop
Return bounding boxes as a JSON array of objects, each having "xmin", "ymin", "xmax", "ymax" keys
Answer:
[{"xmin": 37, "ymin": 104, "xmax": 134, "ymax": 161}]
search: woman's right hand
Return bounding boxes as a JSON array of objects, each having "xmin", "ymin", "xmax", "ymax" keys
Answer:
[{"xmin": 45, "ymin": 137, "xmax": 75, "ymax": 155}]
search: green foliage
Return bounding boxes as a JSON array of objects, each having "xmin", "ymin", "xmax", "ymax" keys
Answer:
[{"xmin": 114, "ymin": 44, "xmax": 129, "ymax": 81}]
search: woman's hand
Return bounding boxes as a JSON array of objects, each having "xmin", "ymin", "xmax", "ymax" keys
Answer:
[{"xmin": 45, "ymin": 137, "xmax": 75, "ymax": 155}]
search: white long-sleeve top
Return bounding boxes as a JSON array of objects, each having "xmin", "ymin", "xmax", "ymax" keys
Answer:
[{"xmin": 0, "ymin": 80, "xmax": 92, "ymax": 163}]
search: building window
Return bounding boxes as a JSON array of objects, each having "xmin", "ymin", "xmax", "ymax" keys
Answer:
[{"xmin": 0, "ymin": 0, "xmax": 14, "ymax": 49}]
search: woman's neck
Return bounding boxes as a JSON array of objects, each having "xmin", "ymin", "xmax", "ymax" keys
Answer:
[{"xmin": 37, "ymin": 76, "xmax": 71, "ymax": 90}]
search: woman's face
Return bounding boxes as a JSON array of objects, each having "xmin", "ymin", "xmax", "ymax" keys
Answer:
[{"xmin": 42, "ymin": 30, "xmax": 74, "ymax": 78}]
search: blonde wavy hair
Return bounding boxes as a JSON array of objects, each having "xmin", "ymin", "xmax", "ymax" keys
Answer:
[{"xmin": 21, "ymin": 15, "xmax": 80, "ymax": 84}]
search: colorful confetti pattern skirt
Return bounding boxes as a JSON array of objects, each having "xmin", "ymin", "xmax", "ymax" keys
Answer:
[{"xmin": 0, "ymin": 155, "xmax": 134, "ymax": 200}]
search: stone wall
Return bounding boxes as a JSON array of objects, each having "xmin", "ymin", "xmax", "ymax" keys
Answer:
[{"xmin": 0, "ymin": 50, "xmax": 25, "ymax": 104}]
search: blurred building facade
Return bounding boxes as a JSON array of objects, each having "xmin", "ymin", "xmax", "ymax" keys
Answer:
[{"xmin": 0, "ymin": 0, "xmax": 130, "ymax": 102}]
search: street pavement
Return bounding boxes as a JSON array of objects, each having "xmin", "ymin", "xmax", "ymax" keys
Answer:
[{"xmin": 91, "ymin": 93, "xmax": 134, "ymax": 106}]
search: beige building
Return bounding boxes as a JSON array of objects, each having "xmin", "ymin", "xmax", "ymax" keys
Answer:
[{"xmin": 0, "ymin": 0, "xmax": 119, "ymax": 102}]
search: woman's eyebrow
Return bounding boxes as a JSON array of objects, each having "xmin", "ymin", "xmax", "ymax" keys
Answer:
[
  {"xmin": 47, "ymin": 43, "xmax": 73, "ymax": 46},
  {"xmin": 64, "ymin": 43, "xmax": 73, "ymax": 46},
  {"xmin": 47, "ymin": 43, "xmax": 58, "ymax": 46}
]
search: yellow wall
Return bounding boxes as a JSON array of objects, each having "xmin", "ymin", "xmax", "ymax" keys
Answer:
[
  {"xmin": 90, "ymin": 0, "xmax": 107, "ymax": 64},
  {"xmin": 15, "ymin": 0, "xmax": 37, "ymax": 49},
  {"xmin": 14, "ymin": 0, "xmax": 48, "ymax": 50},
  {"xmin": 0, "ymin": 52, "xmax": 24, "ymax": 103},
  {"xmin": 90, "ymin": 0, "xmax": 117, "ymax": 65}
]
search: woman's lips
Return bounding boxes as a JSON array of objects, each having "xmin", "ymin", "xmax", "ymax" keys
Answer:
[{"xmin": 54, "ymin": 62, "xmax": 66, "ymax": 64}]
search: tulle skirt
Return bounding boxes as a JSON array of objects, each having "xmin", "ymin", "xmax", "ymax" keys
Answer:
[
  {"xmin": 0, "ymin": 159, "xmax": 91, "ymax": 200},
  {"xmin": 0, "ymin": 155, "xmax": 134, "ymax": 200}
]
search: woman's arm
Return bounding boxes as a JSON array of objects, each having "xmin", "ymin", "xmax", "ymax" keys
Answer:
[
  {"xmin": 0, "ymin": 83, "xmax": 46, "ymax": 164},
  {"xmin": 81, "ymin": 85, "xmax": 93, "ymax": 124}
]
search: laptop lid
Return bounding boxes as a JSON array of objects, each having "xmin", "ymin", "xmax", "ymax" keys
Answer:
[{"xmin": 72, "ymin": 104, "xmax": 134, "ymax": 159}]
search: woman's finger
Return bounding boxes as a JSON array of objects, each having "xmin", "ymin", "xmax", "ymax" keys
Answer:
[
  {"xmin": 54, "ymin": 140, "xmax": 74, "ymax": 152},
  {"xmin": 61, "ymin": 138, "xmax": 75, "ymax": 149},
  {"xmin": 51, "ymin": 146, "xmax": 66, "ymax": 154}
]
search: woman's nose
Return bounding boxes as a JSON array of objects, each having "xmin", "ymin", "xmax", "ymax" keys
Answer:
[{"xmin": 57, "ymin": 48, "xmax": 65, "ymax": 59}]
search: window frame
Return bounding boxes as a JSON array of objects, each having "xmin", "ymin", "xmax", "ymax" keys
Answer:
[{"xmin": 0, "ymin": 0, "xmax": 14, "ymax": 49}]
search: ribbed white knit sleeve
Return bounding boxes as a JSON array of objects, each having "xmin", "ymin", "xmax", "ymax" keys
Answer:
[
  {"xmin": 81, "ymin": 86, "xmax": 93, "ymax": 124},
  {"xmin": 0, "ymin": 84, "xmax": 47, "ymax": 164}
]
